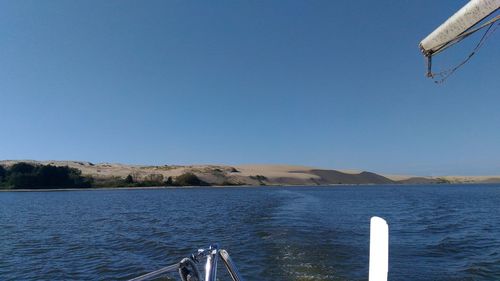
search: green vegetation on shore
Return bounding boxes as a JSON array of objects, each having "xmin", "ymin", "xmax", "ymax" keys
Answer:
[
  {"xmin": 0, "ymin": 162, "xmax": 92, "ymax": 189},
  {"xmin": 0, "ymin": 162, "xmax": 209, "ymax": 189}
]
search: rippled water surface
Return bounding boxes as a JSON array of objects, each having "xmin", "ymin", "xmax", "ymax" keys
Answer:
[{"xmin": 1, "ymin": 185, "xmax": 500, "ymax": 281}]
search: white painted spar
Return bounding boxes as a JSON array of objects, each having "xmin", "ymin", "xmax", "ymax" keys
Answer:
[
  {"xmin": 369, "ymin": 216, "xmax": 389, "ymax": 281},
  {"xmin": 420, "ymin": 0, "xmax": 500, "ymax": 55}
]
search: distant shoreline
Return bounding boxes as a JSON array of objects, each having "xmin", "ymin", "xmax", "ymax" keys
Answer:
[
  {"xmin": 1, "ymin": 182, "xmax": 499, "ymax": 192},
  {"xmin": 2, "ymin": 160, "xmax": 500, "ymax": 190}
]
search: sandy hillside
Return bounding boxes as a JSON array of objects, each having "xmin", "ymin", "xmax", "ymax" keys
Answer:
[{"xmin": 1, "ymin": 160, "xmax": 499, "ymax": 185}]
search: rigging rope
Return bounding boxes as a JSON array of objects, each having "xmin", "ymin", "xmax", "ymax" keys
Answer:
[{"xmin": 429, "ymin": 19, "xmax": 499, "ymax": 84}]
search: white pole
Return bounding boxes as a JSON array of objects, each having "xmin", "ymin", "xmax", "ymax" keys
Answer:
[{"xmin": 369, "ymin": 217, "xmax": 389, "ymax": 281}]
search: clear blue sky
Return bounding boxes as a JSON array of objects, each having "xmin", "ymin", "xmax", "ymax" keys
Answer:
[{"xmin": 1, "ymin": 1, "xmax": 499, "ymax": 176}]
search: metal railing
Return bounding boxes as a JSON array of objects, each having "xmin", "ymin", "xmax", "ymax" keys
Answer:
[{"xmin": 128, "ymin": 243, "xmax": 244, "ymax": 281}]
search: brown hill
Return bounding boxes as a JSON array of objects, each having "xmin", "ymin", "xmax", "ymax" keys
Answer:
[{"xmin": 306, "ymin": 170, "xmax": 395, "ymax": 185}]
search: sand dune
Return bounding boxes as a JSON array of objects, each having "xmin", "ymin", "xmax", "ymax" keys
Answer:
[{"xmin": 1, "ymin": 160, "xmax": 499, "ymax": 186}]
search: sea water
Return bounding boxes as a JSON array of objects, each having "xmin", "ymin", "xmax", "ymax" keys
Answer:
[{"xmin": 1, "ymin": 185, "xmax": 499, "ymax": 281}]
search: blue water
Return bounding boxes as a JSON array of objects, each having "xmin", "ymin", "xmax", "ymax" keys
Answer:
[{"xmin": 1, "ymin": 185, "xmax": 499, "ymax": 281}]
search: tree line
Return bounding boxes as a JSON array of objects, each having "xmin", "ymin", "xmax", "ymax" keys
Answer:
[
  {"xmin": 0, "ymin": 162, "xmax": 91, "ymax": 189},
  {"xmin": 0, "ymin": 162, "xmax": 209, "ymax": 189}
]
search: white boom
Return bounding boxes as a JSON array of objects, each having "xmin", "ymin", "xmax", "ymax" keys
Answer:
[
  {"xmin": 420, "ymin": 0, "xmax": 500, "ymax": 56},
  {"xmin": 369, "ymin": 217, "xmax": 389, "ymax": 281}
]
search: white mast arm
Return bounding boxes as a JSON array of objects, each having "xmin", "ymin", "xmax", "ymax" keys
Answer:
[{"xmin": 420, "ymin": 0, "xmax": 500, "ymax": 56}]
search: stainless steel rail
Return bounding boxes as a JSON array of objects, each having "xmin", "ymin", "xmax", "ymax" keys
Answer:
[
  {"xmin": 127, "ymin": 244, "xmax": 244, "ymax": 281},
  {"xmin": 219, "ymin": 249, "xmax": 244, "ymax": 281},
  {"xmin": 204, "ymin": 244, "xmax": 219, "ymax": 281},
  {"xmin": 127, "ymin": 263, "xmax": 179, "ymax": 281}
]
